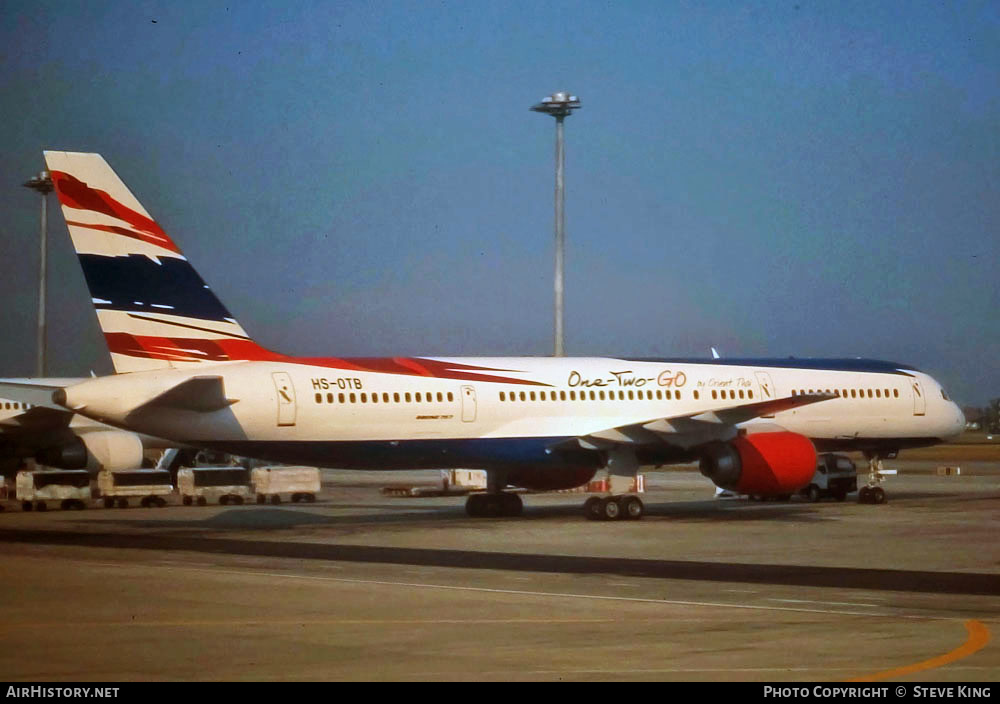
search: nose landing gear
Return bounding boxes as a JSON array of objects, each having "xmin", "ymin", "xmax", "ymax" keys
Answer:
[{"xmin": 858, "ymin": 452, "xmax": 891, "ymax": 505}]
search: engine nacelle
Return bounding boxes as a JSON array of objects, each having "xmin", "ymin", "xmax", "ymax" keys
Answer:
[
  {"xmin": 699, "ymin": 431, "xmax": 816, "ymax": 495},
  {"xmin": 37, "ymin": 430, "xmax": 144, "ymax": 474},
  {"xmin": 505, "ymin": 467, "xmax": 597, "ymax": 492}
]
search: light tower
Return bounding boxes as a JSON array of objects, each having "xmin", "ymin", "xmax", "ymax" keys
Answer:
[
  {"xmin": 22, "ymin": 170, "xmax": 54, "ymax": 377},
  {"xmin": 531, "ymin": 92, "xmax": 580, "ymax": 357}
]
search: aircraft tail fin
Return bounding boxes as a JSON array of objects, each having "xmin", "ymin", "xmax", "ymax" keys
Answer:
[{"xmin": 43, "ymin": 151, "xmax": 280, "ymax": 373}]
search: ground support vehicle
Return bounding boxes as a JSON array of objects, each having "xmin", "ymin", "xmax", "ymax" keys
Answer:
[
  {"xmin": 177, "ymin": 467, "xmax": 253, "ymax": 506},
  {"xmin": 251, "ymin": 466, "xmax": 320, "ymax": 504},
  {"xmin": 97, "ymin": 470, "xmax": 173, "ymax": 508},
  {"xmin": 16, "ymin": 470, "xmax": 91, "ymax": 511}
]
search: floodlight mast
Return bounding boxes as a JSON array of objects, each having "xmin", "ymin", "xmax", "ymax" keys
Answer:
[
  {"xmin": 22, "ymin": 171, "xmax": 54, "ymax": 377},
  {"xmin": 531, "ymin": 92, "xmax": 580, "ymax": 357}
]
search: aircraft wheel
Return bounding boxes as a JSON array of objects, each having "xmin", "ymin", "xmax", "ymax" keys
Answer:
[
  {"xmin": 584, "ymin": 496, "xmax": 603, "ymax": 520},
  {"xmin": 22, "ymin": 501, "xmax": 32, "ymax": 512},
  {"xmin": 619, "ymin": 495, "xmax": 644, "ymax": 520},
  {"xmin": 182, "ymin": 496, "xmax": 192, "ymax": 506},
  {"xmin": 140, "ymin": 497, "xmax": 150, "ymax": 508},
  {"xmin": 35, "ymin": 502, "xmax": 47, "ymax": 512},
  {"xmin": 806, "ymin": 485, "xmax": 821, "ymax": 503},
  {"xmin": 465, "ymin": 494, "xmax": 482, "ymax": 517},
  {"xmin": 257, "ymin": 494, "xmax": 266, "ymax": 504},
  {"xmin": 501, "ymin": 493, "xmax": 523, "ymax": 517},
  {"xmin": 117, "ymin": 498, "xmax": 128, "ymax": 509},
  {"xmin": 61, "ymin": 500, "xmax": 72, "ymax": 511},
  {"xmin": 233, "ymin": 496, "xmax": 244, "ymax": 506},
  {"xmin": 483, "ymin": 494, "xmax": 504, "ymax": 517},
  {"xmin": 103, "ymin": 497, "xmax": 114, "ymax": 509},
  {"xmin": 871, "ymin": 486, "xmax": 887, "ymax": 504},
  {"xmin": 219, "ymin": 496, "xmax": 229, "ymax": 506},
  {"xmin": 272, "ymin": 495, "xmax": 281, "ymax": 505},
  {"xmin": 858, "ymin": 486, "xmax": 872, "ymax": 504},
  {"xmin": 600, "ymin": 497, "xmax": 621, "ymax": 521},
  {"xmin": 305, "ymin": 494, "xmax": 316, "ymax": 503},
  {"xmin": 196, "ymin": 496, "xmax": 207, "ymax": 506}
]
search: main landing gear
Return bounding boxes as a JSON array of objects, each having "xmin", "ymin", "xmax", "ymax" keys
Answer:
[
  {"xmin": 584, "ymin": 495, "xmax": 644, "ymax": 521},
  {"xmin": 465, "ymin": 470, "xmax": 524, "ymax": 517},
  {"xmin": 858, "ymin": 452, "xmax": 890, "ymax": 505},
  {"xmin": 465, "ymin": 492, "xmax": 523, "ymax": 517},
  {"xmin": 583, "ymin": 446, "xmax": 644, "ymax": 520}
]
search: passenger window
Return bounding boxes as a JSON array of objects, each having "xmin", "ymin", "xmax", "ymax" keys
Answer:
[
  {"xmin": 569, "ymin": 391, "xmax": 576, "ymax": 401},
  {"xmin": 372, "ymin": 394, "xmax": 378, "ymax": 404},
  {"xmin": 327, "ymin": 393, "xmax": 334, "ymax": 403},
  {"xmin": 361, "ymin": 393, "xmax": 367, "ymax": 403},
  {"xmin": 339, "ymin": 393, "xmax": 346, "ymax": 403},
  {"xmin": 405, "ymin": 393, "xmax": 411, "ymax": 402},
  {"xmin": 599, "ymin": 390, "xmax": 606, "ymax": 400},
  {"xmin": 500, "ymin": 392, "xmax": 506, "ymax": 402},
  {"xmin": 350, "ymin": 393, "xmax": 357, "ymax": 403},
  {"xmin": 315, "ymin": 393, "xmax": 322, "ymax": 403},
  {"xmin": 529, "ymin": 391, "xmax": 536, "ymax": 401},
  {"xmin": 676, "ymin": 391, "xmax": 682, "ymax": 399},
  {"xmin": 694, "ymin": 390, "xmax": 699, "ymax": 400},
  {"xmin": 519, "ymin": 392, "xmax": 526, "ymax": 401},
  {"xmin": 712, "ymin": 390, "xmax": 717, "ymax": 399},
  {"xmin": 560, "ymin": 391, "xmax": 567, "ymax": 401},
  {"xmin": 893, "ymin": 389, "xmax": 899, "ymax": 398},
  {"xmin": 590, "ymin": 390, "xmax": 596, "ymax": 400}
]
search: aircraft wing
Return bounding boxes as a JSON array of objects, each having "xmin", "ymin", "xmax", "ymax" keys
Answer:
[
  {"xmin": 555, "ymin": 392, "xmax": 836, "ymax": 451},
  {"xmin": 0, "ymin": 379, "xmax": 79, "ymax": 411}
]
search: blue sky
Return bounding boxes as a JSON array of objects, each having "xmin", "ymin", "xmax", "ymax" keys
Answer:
[{"xmin": 1, "ymin": 0, "xmax": 997, "ymax": 405}]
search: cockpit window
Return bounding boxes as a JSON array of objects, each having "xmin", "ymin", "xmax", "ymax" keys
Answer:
[{"xmin": 941, "ymin": 389, "xmax": 951, "ymax": 401}]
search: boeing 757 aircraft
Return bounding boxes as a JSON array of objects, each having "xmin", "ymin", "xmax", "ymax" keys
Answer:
[{"xmin": 0, "ymin": 152, "xmax": 965, "ymax": 520}]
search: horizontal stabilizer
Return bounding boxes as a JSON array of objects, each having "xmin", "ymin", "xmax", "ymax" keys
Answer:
[{"xmin": 127, "ymin": 376, "xmax": 236, "ymax": 416}]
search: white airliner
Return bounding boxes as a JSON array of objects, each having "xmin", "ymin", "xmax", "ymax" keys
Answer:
[{"xmin": 0, "ymin": 152, "xmax": 966, "ymax": 520}]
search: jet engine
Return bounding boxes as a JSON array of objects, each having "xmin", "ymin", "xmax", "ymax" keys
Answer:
[
  {"xmin": 699, "ymin": 431, "xmax": 816, "ymax": 495},
  {"xmin": 36, "ymin": 430, "xmax": 145, "ymax": 474},
  {"xmin": 505, "ymin": 466, "xmax": 597, "ymax": 492}
]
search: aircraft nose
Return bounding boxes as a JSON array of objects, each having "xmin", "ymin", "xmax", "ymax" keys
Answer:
[{"xmin": 947, "ymin": 402, "xmax": 965, "ymax": 438}]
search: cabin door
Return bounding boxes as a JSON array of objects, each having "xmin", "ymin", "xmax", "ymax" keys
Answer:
[
  {"xmin": 461, "ymin": 385, "xmax": 477, "ymax": 423},
  {"xmin": 272, "ymin": 372, "xmax": 297, "ymax": 426},
  {"xmin": 911, "ymin": 379, "xmax": 926, "ymax": 416},
  {"xmin": 754, "ymin": 371, "xmax": 776, "ymax": 418}
]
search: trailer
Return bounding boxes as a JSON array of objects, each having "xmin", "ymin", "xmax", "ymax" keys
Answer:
[
  {"xmin": 16, "ymin": 470, "xmax": 91, "ymax": 511},
  {"xmin": 177, "ymin": 467, "xmax": 253, "ymax": 506},
  {"xmin": 251, "ymin": 466, "xmax": 320, "ymax": 504},
  {"xmin": 97, "ymin": 470, "xmax": 173, "ymax": 508}
]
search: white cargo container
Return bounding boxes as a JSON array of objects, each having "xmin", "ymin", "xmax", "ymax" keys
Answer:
[
  {"xmin": 97, "ymin": 470, "xmax": 174, "ymax": 508},
  {"xmin": 251, "ymin": 466, "xmax": 320, "ymax": 504},
  {"xmin": 177, "ymin": 467, "xmax": 253, "ymax": 506},
  {"xmin": 16, "ymin": 470, "xmax": 91, "ymax": 511}
]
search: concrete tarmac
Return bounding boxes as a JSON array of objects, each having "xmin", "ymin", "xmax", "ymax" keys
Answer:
[{"xmin": 0, "ymin": 460, "xmax": 998, "ymax": 682}]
